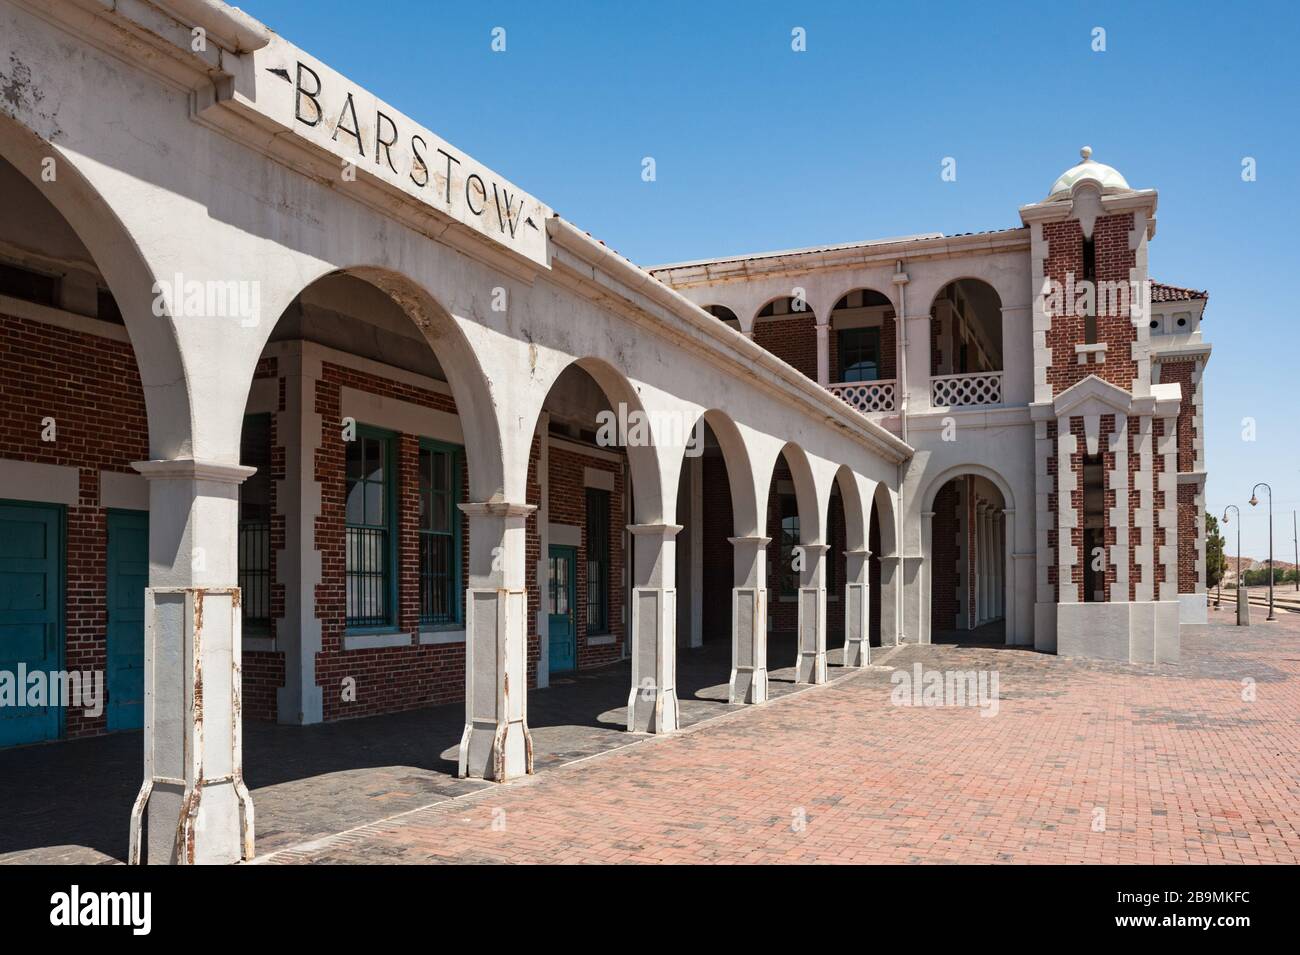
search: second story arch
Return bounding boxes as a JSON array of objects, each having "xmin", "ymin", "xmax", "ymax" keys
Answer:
[{"xmin": 929, "ymin": 278, "xmax": 1005, "ymax": 409}]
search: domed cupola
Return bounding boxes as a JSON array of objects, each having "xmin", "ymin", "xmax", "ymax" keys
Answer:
[{"xmin": 1047, "ymin": 146, "xmax": 1132, "ymax": 200}]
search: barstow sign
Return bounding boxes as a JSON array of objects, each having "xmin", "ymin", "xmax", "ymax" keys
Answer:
[{"xmin": 215, "ymin": 36, "xmax": 551, "ymax": 268}]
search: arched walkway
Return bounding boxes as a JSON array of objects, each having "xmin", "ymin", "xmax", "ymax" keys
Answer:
[{"xmin": 920, "ymin": 464, "xmax": 1017, "ymax": 646}]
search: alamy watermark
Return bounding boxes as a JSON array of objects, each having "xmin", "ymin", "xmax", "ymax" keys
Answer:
[
  {"xmin": 151, "ymin": 272, "xmax": 262, "ymax": 327},
  {"xmin": 595, "ymin": 403, "xmax": 704, "ymax": 457},
  {"xmin": 0, "ymin": 665, "xmax": 103, "ymax": 718},
  {"xmin": 890, "ymin": 663, "xmax": 1000, "ymax": 717},
  {"xmin": 1041, "ymin": 274, "xmax": 1153, "ymax": 324}
]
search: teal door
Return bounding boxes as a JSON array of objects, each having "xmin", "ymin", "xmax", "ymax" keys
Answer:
[
  {"xmin": 547, "ymin": 546, "xmax": 576, "ymax": 673},
  {"xmin": 0, "ymin": 501, "xmax": 63, "ymax": 747},
  {"xmin": 106, "ymin": 510, "xmax": 148, "ymax": 731}
]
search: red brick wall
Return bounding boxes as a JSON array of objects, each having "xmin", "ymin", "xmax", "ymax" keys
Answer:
[
  {"xmin": 1041, "ymin": 215, "xmax": 1138, "ymax": 397},
  {"xmin": 754, "ymin": 315, "xmax": 817, "ymax": 380},
  {"xmin": 930, "ymin": 481, "xmax": 959, "ymax": 631},
  {"xmin": 546, "ymin": 443, "xmax": 626, "ymax": 669},
  {"xmin": 0, "ymin": 314, "xmax": 148, "ymax": 740},
  {"xmin": 1153, "ymin": 419, "xmax": 1168, "ymax": 591},
  {"xmin": 1158, "ymin": 360, "xmax": 1198, "ymax": 473},
  {"xmin": 314, "ymin": 361, "xmax": 468, "ymax": 721},
  {"xmin": 752, "ymin": 311, "xmax": 897, "ymax": 386}
]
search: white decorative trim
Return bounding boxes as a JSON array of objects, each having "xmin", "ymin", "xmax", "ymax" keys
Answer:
[
  {"xmin": 549, "ymin": 523, "xmax": 581, "ymax": 547},
  {"xmin": 262, "ymin": 339, "xmax": 454, "ymax": 398},
  {"xmin": 548, "ymin": 434, "xmax": 622, "ymax": 464},
  {"xmin": 583, "ymin": 466, "xmax": 615, "ymax": 491},
  {"xmin": 418, "ymin": 628, "xmax": 466, "ymax": 646},
  {"xmin": 587, "ymin": 634, "xmax": 616, "ymax": 646},
  {"xmin": 100, "ymin": 470, "xmax": 149, "ymax": 510},
  {"xmin": 343, "ymin": 631, "xmax": 412, "ymax": 651},
  {"xmin": 0, "ymin": 458, "xmax": 80, "ymax": 506},
  {"xmin": 1075, "ymin": 342, "xmax": 1107, "ymax": 365},
  {"xmin": 132, "ymin": 459, "xmax": 257, "ymax": 485},
  {"xmin": 340, "ymin": 386, "xmax": 463, "ymax": 445},
  {"xmin": 0, "ymin": 293, "xmax": 131, "ymax": 343}
]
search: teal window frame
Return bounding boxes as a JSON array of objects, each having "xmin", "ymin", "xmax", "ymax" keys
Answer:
[
  {"xmin": 418, "ymin": 438, "xmax": 463, "ymax": 629},
  {"xmin": 837, "ymin": 326, "xmax": 881, "ymax": 382},
  {"xmin": 345, "ymin": 425, "xmax": 398, "ymax": 632}
]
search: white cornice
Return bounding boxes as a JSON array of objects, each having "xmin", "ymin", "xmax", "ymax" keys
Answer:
[{"xmin": 648, "ymin": 229, "xmax": 1030, "ymax": 289}]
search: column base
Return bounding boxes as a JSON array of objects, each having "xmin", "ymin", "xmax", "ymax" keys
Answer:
[
  {"xmin": 458, "ymin": 718, "xmax": 534, "ymax": 781},
  {"xmin": 129, "ymin": 776, "xmax": 254, "ymax": 865},
  {"xmin": 843, "ymin": 637, "xmax": 870, "ymax": 668},
  {"xmin": 795, "ymin": 650, "xmax": 827, "ymax": 685},
  {"xmin": 627, "ymin": 685, "xmax": 679, "ymax": 734},
  {"xmin": 729, "ymin": 665, "xmax": 768, "ymax": 705}
]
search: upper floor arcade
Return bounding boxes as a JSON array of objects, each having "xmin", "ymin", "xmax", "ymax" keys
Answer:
[
  {"xmin": 649, "ymin": 149, "xmax": 1213, "ymax": 446},
  {"xmin": 649, "ymin": 229, "xmax": 1034, "ymax": 430}
]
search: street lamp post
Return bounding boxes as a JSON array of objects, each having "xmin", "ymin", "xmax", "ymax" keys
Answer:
[
  {"xmin": 1249, "ymin": 483, "xmax": 1276, "ymax": 622},
  {"xmin": 1224, "ymin": 505, "xmax": 1242, "ymax": 625},
  {"xmin": 1293, "ymin": 509, "xmax": 1298, "ymax": 593}
]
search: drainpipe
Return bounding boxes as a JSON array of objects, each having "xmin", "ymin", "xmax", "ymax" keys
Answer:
[
  {"xmin": 892, "ymin": 260, "xmax": 911, "ymax": 643},
  {"xmin": 893, "ymin": 260, "xmax": 910, "ymax": 444}
]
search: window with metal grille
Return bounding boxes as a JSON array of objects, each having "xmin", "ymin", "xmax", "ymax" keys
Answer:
[
  {"xmin": 238, "ymin": 413, "xmax": 273, "ymax": 632},
  {"xmin": 345, "ymin": 429, "xmax": 395, "ymax": 629},
  {"xmin": 837, "ymin": 327, "xmax": 880, "ymax": 382},
  {"xmin": 419, "ymin": 440, "xmax": 461, "ymax": 627},
  {"xmin": 586, "ymin": 487, "xmax": 610, "ymax": 634}
]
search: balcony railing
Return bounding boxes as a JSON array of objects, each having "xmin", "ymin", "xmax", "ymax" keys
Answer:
[
  {"xmin": 930, "ymin": 371, "xmax": 1003, "ymax": 408},
  {"xmin": 828, "ymin": 379, "xmax": 896, "ymax": 414}
]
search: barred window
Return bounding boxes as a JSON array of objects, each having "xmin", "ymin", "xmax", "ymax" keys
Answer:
[
  {"xmin": 238, "ymin": 413, "xmax": 272, "ymax": 632},
  {"xmin": 419, "ymin": 441, "xmax": 462, "ymax": 627},
  {"xmin": 345, "ymin": 430, "xmax": 395, "ymax": 629},
  {"xmin": 585, "ymin": 488, "xmax": 610, "ymax": 634}
]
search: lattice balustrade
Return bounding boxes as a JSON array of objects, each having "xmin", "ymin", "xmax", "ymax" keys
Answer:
[
  {"xmin": 930, "ymin": 371, "xmax": 1003, "ymax": 408},
  {"xmin": 827, "ymin": 379, "xmax": 896, "ymax": 414}
]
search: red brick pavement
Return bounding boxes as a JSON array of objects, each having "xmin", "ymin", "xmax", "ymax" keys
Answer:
[{"xmin": 260, "ymin": 613, "xmax": 1300, "ymax": 864}]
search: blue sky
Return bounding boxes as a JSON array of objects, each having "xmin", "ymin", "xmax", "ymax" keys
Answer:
[{"xmin": 243, "ymin": 0, "xmax": 1300, "ymax": 560}]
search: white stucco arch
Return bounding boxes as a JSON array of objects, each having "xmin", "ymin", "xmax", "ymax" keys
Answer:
[
  {"xmin": 832, "ymin": 465, "xmax": 868, "ymax": 553},
  {"xmin": 869, "ymin": 480, "xmax": 900, "ymax": 558},
  {"xmin": 919, "ymin": 462, "xmax": 1017, "ymax": 516},
  {"xmin": 527, "ymin": 355, "xmax": 667, "ymax": 525},
  {"xmin": 256, "ymin": 264, "xmax": 508, "ymax": 503},
  {"xmin": 681, "ymin": 409, "xmax": 761, "ymax": 538},
  {"xmin": 917, "ymin": 461, "xmax": 1018, "ymax": 646},
  {"xmin": 775, "ymin": 442, "xmax": 823, "ymax": 546}
]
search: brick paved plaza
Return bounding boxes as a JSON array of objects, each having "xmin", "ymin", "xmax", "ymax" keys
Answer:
[
  {"xmin": 258, "ymin": 611, "xmax": 1300, "ymax": 865},
  {"xmin": 4, "ymin": 613, "xmax": 1296, "ymax": 866}
]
